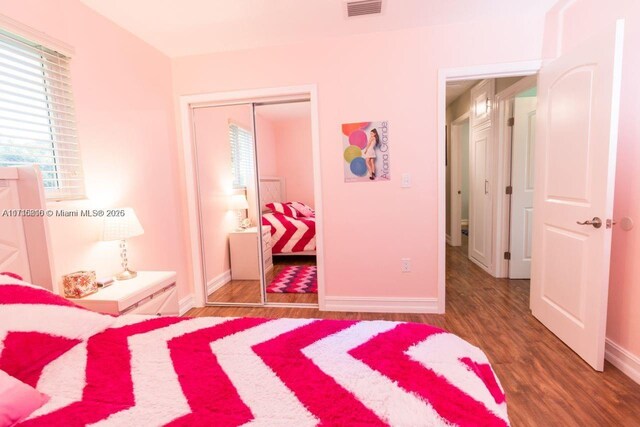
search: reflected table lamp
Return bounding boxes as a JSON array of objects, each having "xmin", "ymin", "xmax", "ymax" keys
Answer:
[
  {"xmin": 229, "ymin": 194, "xmax": 249, "ymax": 230},
  {"xmin": 102, "ymin": 207, "xmax": 144, "ymax": 280}
]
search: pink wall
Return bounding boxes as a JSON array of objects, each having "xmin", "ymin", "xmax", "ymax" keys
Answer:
[
  {"xmin": 273, "ymin": 117, "xmax": 314, "ymax": 207},
  {"xmin": 542, "ymin": 0, "xmax": 640, "ymax": 358},
  {"xmin": 0, "ymin": 0, "xmax": 188, "ymax": 297},
  {"xmin": 172, "ymin": 17, "xmax": 546, "ymax": 300},
  {"xmin": 255, "ymin": 113, "xmax": 278, "ymax": 176},
  {"xmin": 255, "ymin": 111, "xmax": 314, "ymax": 207}
]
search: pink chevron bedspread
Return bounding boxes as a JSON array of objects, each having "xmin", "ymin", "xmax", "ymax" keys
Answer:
[
  {"xmin": 262, "ymin": 212, "xmax": 316, "ymax": 254},
  {"xmin": 0, "ymin": 275, "xmax": 509, "ymax": 426}
]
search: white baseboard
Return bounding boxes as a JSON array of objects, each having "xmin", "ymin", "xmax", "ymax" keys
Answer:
[
  {"xmin": 605, "ymin": 338, "xmax": 640, "ymax": 385},
  {"xmin": 323, "ymin": 296, "xmax": 439, "ymax": 314},
  {"xmin": 178, "ymin": 295, "xmax": 195, "ymax": 316},
  {"xmin": 461, "ymin": 219, "xmax": 469, "ymax": 226},
  {"xmin": 207, "ymin": 269, "xmax": 231, "ymax": 295},
  {"xmin": 179, "ymin": 270, "xmax": 231, "ymax": 316}
]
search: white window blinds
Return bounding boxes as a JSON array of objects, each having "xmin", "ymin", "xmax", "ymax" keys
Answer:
[
  {"xmin": 229, "ymin": 123, "xmax": 254, "ymax": 189},
  {"xmin": 0, "ymin": 28, "xmax": 84, "ymax": 200}
]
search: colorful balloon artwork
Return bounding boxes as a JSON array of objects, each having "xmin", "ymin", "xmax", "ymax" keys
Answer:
[
  {"xmin": 350, "ymin": 157, "xmax": 367, "ymax": 176},
  {"xmin": 343, "ymin": 122, "xmax": 370, "ymax": 177},
  {"xmin": 343, "ymin": 145, "xmax": 362, "ymax": 163},
  {"xmin": 348, "ymin": 130, "xmax": 367, "ymax": 149},
  {"xmin": 341, "ymin": 122, "xmax": 369, "ymax": 137}
]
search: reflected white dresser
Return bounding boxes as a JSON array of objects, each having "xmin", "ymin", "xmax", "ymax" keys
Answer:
[
  {"xmin": 229, "ymin": 226, "xmax": 273, "ymax": 280},
  {"xmin": 68, "ymin": 271, "xmax": 178, "ymax": 316}
]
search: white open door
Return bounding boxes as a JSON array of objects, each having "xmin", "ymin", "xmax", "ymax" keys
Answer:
[
  {"xmin": 530, "ymin": 20, "xmax": 624, "ymax": 371},
  {"xmin": 509, "ymin": 94, "xmax": 537, "ymax": 279}
]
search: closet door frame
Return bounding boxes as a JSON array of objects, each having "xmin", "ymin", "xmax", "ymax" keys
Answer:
[{"xmin": 179, "ymin": 85, "xmax": 325, "ymax": 310}]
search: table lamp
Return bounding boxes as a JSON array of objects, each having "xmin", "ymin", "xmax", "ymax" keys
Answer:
[
  {"xmin": 102, "ymin": 207, "xmax": 144, "ymax": 280},
  {"xmin": 229, "ymin": 194, "xmax": 249, "ymax": 230}
]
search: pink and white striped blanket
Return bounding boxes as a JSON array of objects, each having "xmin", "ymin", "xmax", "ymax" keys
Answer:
[
  {"xmin": 0, "ymin": 275, "xmax": 509, "ymax": 426},
  {"xmin": 262, "ymin": 212, "xmax": 316, "ymax": 254}
]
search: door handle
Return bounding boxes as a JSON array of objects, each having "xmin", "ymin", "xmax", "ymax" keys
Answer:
[
  {"xmin": 576, "ymin": 217, "xmax": 602, "ymax": 229},
  {"xmin": 484, "ymin": 180, "xmax": 489, "ymax": 195}
]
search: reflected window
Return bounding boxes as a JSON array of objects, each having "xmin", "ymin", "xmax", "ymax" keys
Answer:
[{"xmin": 229, "ymin": 123, "xmax": 254, "ymax": 189}]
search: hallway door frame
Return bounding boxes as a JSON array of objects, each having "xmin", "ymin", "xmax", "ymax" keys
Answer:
[
  {"xmin": 493, "ymin": 75, "xmax": 538, "ymax": 278},
  {"xmin": 437, "ymin": 61, "xmax": 541, "ymax": 313}
]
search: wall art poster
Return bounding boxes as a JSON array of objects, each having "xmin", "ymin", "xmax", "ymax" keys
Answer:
[{"xmin": 342, "ymin": 121, "xmax": 390, "ymax": 182}]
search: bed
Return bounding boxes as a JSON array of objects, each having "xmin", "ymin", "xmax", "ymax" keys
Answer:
[
  {"xmin": 0, "ymin": 168, "xmax": 509, "ymax": 425},
  {"xmin": 260, "ymin": 176, "xmax": 316, "ymax": 255},
  {"xmin": 1, "ymin": 274, "xmax": 509, "ymax": 426},
  {"xmin": 262, "ymin": 212, "xmax": 316, "ymax": 254}
]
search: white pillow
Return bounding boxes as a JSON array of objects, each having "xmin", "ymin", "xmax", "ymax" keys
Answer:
[{"xmin": 289, "ymin": 201, "xmax": 315, "ymax": 218}]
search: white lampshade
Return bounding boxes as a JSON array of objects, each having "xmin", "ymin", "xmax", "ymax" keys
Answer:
[
  {"xmin": 229, "ymin": 194, "xmax": 249, "ymax": 210},
  {"xmin": 101, "ymin": 208, "xmax": 144, "ymax": 241}
]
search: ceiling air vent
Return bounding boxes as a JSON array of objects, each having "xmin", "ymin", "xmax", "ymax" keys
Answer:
[{"xmin": 346, "ymin": 0, "xmax": 383, "ymax": 17}]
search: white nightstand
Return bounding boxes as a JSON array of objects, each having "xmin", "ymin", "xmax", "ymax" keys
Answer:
[
  {"xmin": 229, "ymin": 226, "xmax": 273, "ymax": 280},
  {"xmin": 68, "ymin": 271, "xmax": 178, "ymax": 316}
]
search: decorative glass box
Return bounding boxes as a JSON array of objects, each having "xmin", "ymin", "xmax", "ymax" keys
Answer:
[{"xmin": 63, "ymin": 271, "xmax": 98, "ymax": 298}]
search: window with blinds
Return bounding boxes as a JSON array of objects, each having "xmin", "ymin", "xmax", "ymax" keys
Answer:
[
  {"xmin": 0, "ymin": 28, "xmax": 84, "ymax": 200},
  {"xmin": 229, "ymin": 123, "xmax": 254, "ymax": 189}
]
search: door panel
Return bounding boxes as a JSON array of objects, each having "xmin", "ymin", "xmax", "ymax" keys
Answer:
[
  {"xmin": 540, "ymin": 225, "xmax": 588, "ymax": 324},
  {"xmin": 530, "ymin": 20, "xmax": 624, "ymax": 371},
  {"xmin": 509, "ymin": 95, "xmax": 537, "ymax": 279},
  {"xmin": 545, "ymin": 68, "xmax": 593, "ymax": 203},
  {"xmin": 469, "ymin": 125, "xmax": 492, "ymax": 267}
]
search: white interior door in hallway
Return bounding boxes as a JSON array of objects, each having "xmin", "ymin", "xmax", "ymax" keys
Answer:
[
  {"xmin": 509, "ymin": 92, "xmax": 537, "ymax": 279},
  {"xmin": 468, "ymin": 79, "xmax": 495, "ymax": 269}
]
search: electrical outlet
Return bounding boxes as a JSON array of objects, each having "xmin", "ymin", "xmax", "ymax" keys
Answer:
[
  {"xmin": 401, "ymin": 258, "xmax": 411, "ymax": 272},
  {"xmin": 401, "ymin": 173, "xmax": 411, "ymax": 188}
]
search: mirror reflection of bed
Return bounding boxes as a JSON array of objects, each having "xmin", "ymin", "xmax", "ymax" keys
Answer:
[{"xmin": 260, "ymin": 178, "xmax": 317, "ymax": 305}]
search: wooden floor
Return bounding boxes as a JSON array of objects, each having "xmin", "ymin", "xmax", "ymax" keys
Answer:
[
  {"xmin": 207, "ymin": 256, "xmax": 318, "ymax": 304},
  {"xmin": 189, "ymin": 238, "xmax": 640, "ymax": 426}
]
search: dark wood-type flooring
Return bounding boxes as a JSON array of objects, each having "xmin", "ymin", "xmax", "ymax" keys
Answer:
[
  {"xmin": 189, "ymin": 237, "xmax": 640, "ymax": 426},
  {"xmin": 207, "ymin": 256, "xmax": 318, "ymax": 304}
]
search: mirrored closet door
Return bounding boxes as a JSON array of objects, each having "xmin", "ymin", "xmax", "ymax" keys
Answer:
[
  {"xmin": 192, "ymin": 98, "xmax": 318, "ymax": 307},
  {"xmin": 192, "ymin": 103, "xmax": 264, "ymax": 305},
  {"xmin": 254, "ymin": 101, "xmax": 318, "ymax": 305}
]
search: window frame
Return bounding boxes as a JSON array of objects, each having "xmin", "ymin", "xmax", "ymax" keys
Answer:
[
  {"xmin": 0, "ymin": 26, "xmax": 85, "ymax": 201},
  {"xmin": 228, "ymin": 120, "xmax": 255, "ymax": 190}
]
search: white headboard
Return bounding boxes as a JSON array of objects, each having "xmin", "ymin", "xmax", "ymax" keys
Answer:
[
  {"xmin": 0, "ymin": 166, "xmax": 55, "ymax": 291},
  {"xmin": 259, "ymin": 176, "xmax": 286, "ymax": 211}
]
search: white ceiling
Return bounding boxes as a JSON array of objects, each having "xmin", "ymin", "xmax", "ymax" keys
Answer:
[
  {"xmin": 255, "ymin": 101, "xmax": 310, "ymax": 123},
  {"xmin": 446, "ymin": 79, "xmax": 480, "ymax": 106},
  {"xmin": 79, "ymin": 0, "xmax": 559, "ymax": 57}
]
